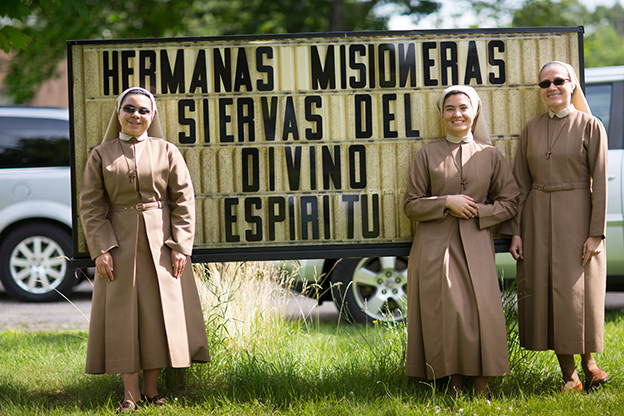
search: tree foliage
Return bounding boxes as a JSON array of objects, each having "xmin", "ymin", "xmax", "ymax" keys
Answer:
[
  {"xmin": 0, "ymin": 0, "xmax": 34, "ymax": 53},
  {"xmin": 511, "ymin": 0, "xmax": 624, "ymax": 68},
  {"xmin": 1, "ymin": 0, "xmax": 440, "ymax": 104}
]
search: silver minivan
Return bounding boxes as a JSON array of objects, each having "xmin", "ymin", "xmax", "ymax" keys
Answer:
[
  {"xmin": 0, "ymin": 107, "xmax": 78, "ymax": 301},
  {"xmin": 281, "ymin": 66, "xmax": 624, "ymax": 324}
]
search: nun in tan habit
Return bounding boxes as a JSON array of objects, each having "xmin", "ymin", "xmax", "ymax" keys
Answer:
[
  {"xmin": 500, "ymin": 61, "xmax": 609, "ymax": 392},
  {"xmin": 403, "ymin": 85, "xmax": 518, "ymax": 396},
  {"xmin": 80, "ymin": 87, "xmax": 210, "ymax": 412}
]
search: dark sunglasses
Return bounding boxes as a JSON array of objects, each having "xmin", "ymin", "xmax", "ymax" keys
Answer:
[
  {"xmin": 538, "ymin": 78, "xmax": 570, "ymax": 89},
  {"xmin": 121, "ymin": 105, "xmax": 151, "ymax": 115}
]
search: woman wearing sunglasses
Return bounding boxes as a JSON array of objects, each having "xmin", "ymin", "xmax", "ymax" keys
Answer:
[
  {"xmin": 79, "ymin": 87, "xmax": 210, "ymax": 412},
  {"xmin": 500, "ymin": 61, "xmax": 608, "ymax": 392}
]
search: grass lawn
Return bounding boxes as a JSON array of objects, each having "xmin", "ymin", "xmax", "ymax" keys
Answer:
[{"xmin": 1, "ymin": 262, "xmax": 623, "ymax": 415}]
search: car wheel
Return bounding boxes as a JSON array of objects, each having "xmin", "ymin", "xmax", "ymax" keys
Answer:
[
  {"xmin": 330, "ymin": 257, "xmax": 408, "ymax": 324},
  {"xmin": 0, "ymin": 223, "xmax": 76, "ymax": 302}
]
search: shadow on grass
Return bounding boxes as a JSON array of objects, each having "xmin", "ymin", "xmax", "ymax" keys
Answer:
[{"xmin": 0, "ymin": 324, "xmax": 619, "ymax": 415}]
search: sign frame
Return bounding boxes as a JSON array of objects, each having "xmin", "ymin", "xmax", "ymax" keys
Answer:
[{"xmin": 67, "ymin": 26, "xmax": 585, "ymax": 266}]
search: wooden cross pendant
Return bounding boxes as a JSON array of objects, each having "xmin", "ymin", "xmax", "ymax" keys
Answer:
[
  {"xmin": 461, "ymin": 179, "xmax": 468, "ymax": 190},
  {"xmin": 128, "ymin": 170, "xmax": 136, "ymax": 183},
  {"xmin": 546, "ymin": 150, "xmax": 552, "ymax": 160}
]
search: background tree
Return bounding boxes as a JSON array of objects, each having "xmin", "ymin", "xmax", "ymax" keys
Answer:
[
  {"xmin": 0, "ymin": 0, "xmax": 34, "ymax": 53},
  {"xmin": 1, "ymin": 0, "xmax": 439, "ymax": 104},
  {"xmin": 510, "ymin": 0, "xmax": 624, "ymax": 68}
]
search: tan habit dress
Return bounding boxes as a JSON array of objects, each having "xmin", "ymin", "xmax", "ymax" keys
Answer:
[
  {"xmin": 80, "ymin": 137, "xmax": 210, "ymax": 374},
  {"xmin": 403, "ymin": 138, "xmax": 518, "ymax": 379},
  {"xmin": 499, "ymin": 110, "xmax": 608, "ymax": 354}
]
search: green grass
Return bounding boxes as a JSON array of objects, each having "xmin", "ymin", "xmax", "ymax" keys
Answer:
[{"xmin": 1, "ymin": 262, "xmax": 624, "ymax": 415}]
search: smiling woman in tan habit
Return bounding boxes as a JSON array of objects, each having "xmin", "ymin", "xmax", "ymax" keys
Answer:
[
  {"xmin": 79, "ymin": 87, "xmax": 210, "ymax": 412},
  {"xmin": 500, "ymin": 61, "xmax": 609, "ymax": 392},
  {"xmin": 403, "ymin": 85, "xmax": 518, "ymax": 396}
]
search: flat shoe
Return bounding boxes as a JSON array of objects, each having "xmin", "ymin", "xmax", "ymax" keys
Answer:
[
  {"xmin": 116, "ymin": 400, "xmax": 137, "ymax": 413},
  {"xmin": 562, "ymin": 380, "xmax": 583, "ymax": 393},
  {"xmin": 141, "ymin": 394, "xmax": 166, "ymax": 406},
  {"xmin": 585, "ymin": 368, "xmax": 609, "ymax": 387}
]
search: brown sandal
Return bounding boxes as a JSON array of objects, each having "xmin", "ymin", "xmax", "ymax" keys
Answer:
[
  {"xmin": 141, "ymin": 394, "xmax": 166, "ymax": 406},
  {"xmin": 116, "ymin": 400, "xmax": 137, "ymax": 413}
]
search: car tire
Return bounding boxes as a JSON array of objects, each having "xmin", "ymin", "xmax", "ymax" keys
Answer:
[
  {"xmin": 0, "ymin": 222, "xmax": 76, "ymax": 302},
  {"xmin": 330, "ymin": 257, "xmax": 408, "ymax": 324}
]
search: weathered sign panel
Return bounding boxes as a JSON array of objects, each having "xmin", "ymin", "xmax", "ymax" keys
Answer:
[{"xmin": 67, "ymin": 27, "xmax": 584, "ymax": 262}]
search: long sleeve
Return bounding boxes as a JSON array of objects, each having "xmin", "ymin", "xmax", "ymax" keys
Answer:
[
  {"xmin": 476, "ymin": 150, "xmax": 519, "ymax": 229},
  {"xmin": 165, "ymin": 144, "xmax": 196, "ymax": 255},
  {"xmin": 586, "ymin": 117, "xmax": 608, "ymax": 238},
  {"xmin": 79, "ymin": 149, "xmax": 119, "ymax": 259},
  {"xmin": 499, "ymin": 124, "xmax": 533, "ymax": 236},
  {"xmin": 402, "ymin": 146, "xmax": 448, "ymax": 222}
]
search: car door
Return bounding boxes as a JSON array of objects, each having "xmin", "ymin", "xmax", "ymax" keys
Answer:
[{"xmin": 586, "ymin": 79, "xmax": 624, "ymax": 276}]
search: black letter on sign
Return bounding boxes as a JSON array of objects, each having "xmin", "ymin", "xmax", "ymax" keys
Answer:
[
  {"xmin": 282, "ymin": 96, "xmax": 299, "ymax": 141},
  {"xmin": 322, "ymin": 145, "xmax": 341, "ymax": 190},
  {"xmin": 349, "ymin": 145, "xmax": 367, "ymax": 189},
  {"xmin": 349, "ymin": 44, "xmax": 366, "ymax": 89},
  {"xmin": 219, "ymin": 98, "xmax": 234, "ymax": 142},
  {"xmin": 382, "ymin": 94, "xmax": 398, "ymax": 138},
  {"xmin": 242, "ymin": 148, "xmax": 260, "ymax": 192},
  {"xmin": 309, "ymin": 146, "xmax": 317, "ymax": 190},
  {"xmin": 103, "ymin": 51, "xmax": 119, "ymax": 96},
  {"xmin": 256, "ymin": 47, "xmax": 274, "ymax": 91},
  {"xmin": 238, "ymin": 97, "xmax": 255, "ymax": 142},
  {"xmin": 268, "ymin": 196, "xmax": 286, "ymax": 241},
  {"xmin": 311, "ymin": 45, "xmax": 336, "ymax": 90},
  {"xmin": 355, "ymin": 94, "xmax": 372, "ymax": 139},
  {"xmin": 488, "ymin": 40, "xmax": 506, "ymax": 85},
  {"xmin": 368, "ymin": 44, "xmax": 376, "ymax": 88},
  {"xmin": 378, "ymin": 43, "xmax": 396, "ymax": 88},
  {"xmin": 404, "ymin": 94, "xmax": 420, "ymax": 138},
  {"xmin": 305, "ymin": 95, "xmax": 323, "ymax": 140},
  {"xmin": 261, "ymin": 96, "xmax": 278, "ymax": 141},
  {"xmin": 342, "ymin": 195, "xmax": 358, "ymax": 239},
  {"xmin": 190, "ymin": 50, "xmax": 208, "ymax": 93},
  {"xmin": 178, "ymin": 99, "xmax": 196, "ymax": 144},
  {"xmin": 422, "ymin": 42, "xmax": 437, "ymax": 87},
  {"xmin": 121, "ymin": 50, "xmax": 136, "ymax": 92},
  {"xmin": 268, "ymin": 147, "xmax": 275, "ymax": 191},
  {"xmin": 288, "ymin": 196, "xmax": 296, "ymax": 240},
  {"xmin": 214, "ymin": 48, "xmax": 232, "ymax": 93},
  {"xmin": 399, "ymin": 43, "xmax": 416, "ymax": 87},
  {"xmin": 361, "ymin": 194, "xmax": 380, "ymax": 238},
  {"xmin": 323, "ymin": 195, "xmax": 331, "ymax": 239},
  {"xmin": 139, "ymin": 50, "xmax": 156, "ymax": 92},
  {"xmin": 245, "ymin": 197, "xmax": 263, "ymax": 242},
  {"xmin": 202, "ymin": 99, "xmax": 210, "ymax": 143},
  {"xmin": 300, "ymin": 196, "xmax": 319, "ymax": 240},
  {"xmin": 285, "ymin": 146, "xmax": 302, "ymax": 191},
  {"xmin": 234, "ymin": 48, "xmax": 253, "ymax": 92},
  {"xmin": 440, "ymin": 42, "xmax": 458, "ymax": 86},
  {"xmin": 224, "ymin": 198, "xmax": 240, "ymax": 242},
  {"xmin": 464, "ymin": 41, "xmax": 483, "ymax": 85},
  {"xmin": 161, "ymin": 49, "xmax": 185, "ymax": 94}
]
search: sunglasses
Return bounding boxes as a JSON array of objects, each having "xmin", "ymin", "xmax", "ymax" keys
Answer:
[
  {"xmin": 121, "ymin": 105, "xmax": 151, "ymax": 115},
  {"xmin": 538, "ymin": 78, "xmax": 570, "ymax": 89}
]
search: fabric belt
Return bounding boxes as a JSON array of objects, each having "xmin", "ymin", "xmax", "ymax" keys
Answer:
[
  {"xmin": 109, "ymin": 200, "xmax": 167, "ymax": 212},
  {"xmin": 531, "ymin": 182, "xmax": 590, "ymax": 192}
]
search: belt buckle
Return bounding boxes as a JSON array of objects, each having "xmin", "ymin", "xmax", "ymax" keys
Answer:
[{"xmin": 135, "ymin": 203, "xmax": 145, "ymax": 211}]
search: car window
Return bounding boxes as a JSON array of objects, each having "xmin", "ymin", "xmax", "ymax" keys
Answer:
[
  {"xmin": 0, "ymin": 116, "xmax": 70, "ymax": 168},
  {"xmin": 586, "ymin": 83, "xmax": 612, "ymax": 133}
]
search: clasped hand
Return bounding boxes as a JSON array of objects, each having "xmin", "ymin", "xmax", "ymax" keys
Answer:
[
  {"xmin": 95, "ymin": 249, "xmax": 187, "ymax": 281},
  {"xmin": 509, "ymin": 235, "xmax": 603, "ymax": 266},
  {"xmin": 446, "ymin": 194, "xmax": 479, "ymax": 219}
]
